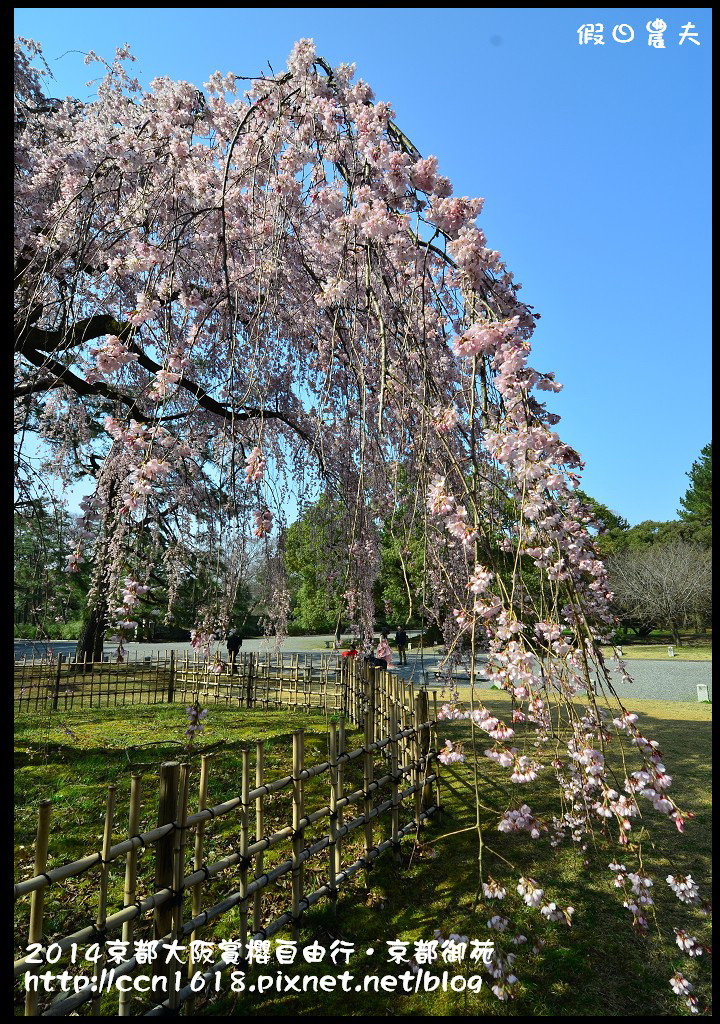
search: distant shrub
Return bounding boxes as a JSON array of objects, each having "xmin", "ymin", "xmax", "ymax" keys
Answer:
[
  {"xmin": 151, "ymin": 623, "xmax": 192, "ymax": 642},
  {"xmin": 14, "ymin": 621, "xmax": 83, "ymax": 640}
]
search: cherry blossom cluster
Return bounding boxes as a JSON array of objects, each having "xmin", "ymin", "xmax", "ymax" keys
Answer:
[
  {"xmin": 244, "ymin": 447, "xmax": 267, "ymax": 483},
  {"xmin": 253, "ymin": 507, "xmax": 273, "ymax": 537},
  {"xmin": 437, "ymin": 738, "xmax": 465, "ymax": 766},
  {"xmin": 669, "ymin": 973, "xmax": 699, "ymax": 1014},
  {"xmin": 497, "ymin": 805, "xmax": 543, "ymax": 839},
  {"xmin": 184, "ymin": 703, "xmax": 208, "ymax": 744},
  {"xmin": 87, "ymin": 335, "xmax": 139, "ymax": 380},
  {"xmin": 666, "ymin": 874, "xmax": 701, "ymax": 905}
]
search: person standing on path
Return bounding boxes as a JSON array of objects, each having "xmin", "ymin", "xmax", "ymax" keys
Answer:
[
  {"xmin": 395, "ymin": 626, "xmax": 409, "ymax": 665},
  {"xmin": 376, "ymin": 632, "xmax": 393, "ymax": 668},
  {"xmin": 226, "ymin": 628, "xmax": 242, "ymax": 674}
]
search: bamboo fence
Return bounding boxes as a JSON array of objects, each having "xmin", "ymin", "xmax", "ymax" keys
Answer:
[
  {"xmin": 14, "ymin": 659, "xmax": 441, "ymax": 1016},
  {"xmin": 14, "ymin": 651, "xmax": 349, "ymax": 714}
]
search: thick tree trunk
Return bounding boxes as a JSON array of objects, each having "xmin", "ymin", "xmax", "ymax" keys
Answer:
[{"xmin": 76, "ymin": 601, "xmax": 106, "ymax": 662}]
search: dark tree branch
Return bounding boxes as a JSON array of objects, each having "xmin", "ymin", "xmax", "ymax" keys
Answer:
[{"xmin": 16, "ymin": 314, "xmax": 133, "ymax": 354}]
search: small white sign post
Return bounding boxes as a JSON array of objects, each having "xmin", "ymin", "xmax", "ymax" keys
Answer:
[
  {"xmin": 667, "ymin": 646, "xmax": 675, "ymax": 657},
  {"xmin": 697, "ymin": 684, "xmax": 709, "ymax": 702}
]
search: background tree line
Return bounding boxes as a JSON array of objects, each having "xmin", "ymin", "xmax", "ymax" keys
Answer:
[
  {"xmin": 580, "ymin": 442, "xmax": 711, "ymax": 644},
  {"xmin": 15, "ymin": 443, "xmax": 711, "ymax": 646},
  {"xmin": 283, "ymin": 443, "xmax": 712, "ymax": 643}
]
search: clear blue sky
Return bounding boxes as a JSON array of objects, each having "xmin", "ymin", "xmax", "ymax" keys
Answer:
[{"xmin": 15, "ymin": 8, "xmax": 711, "ymax": 526}]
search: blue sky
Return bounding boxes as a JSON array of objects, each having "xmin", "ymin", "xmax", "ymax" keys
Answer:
[{"xmin": 15, "ymin": 8, "xmax": 711, "ymax": 526}]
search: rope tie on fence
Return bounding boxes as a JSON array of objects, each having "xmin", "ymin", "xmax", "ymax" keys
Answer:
[
  {"xmin": 167, "ymin": 886, "xmax": 184, "ymax": 909},
  {"xmin": 86, "ymin": 923, "xmax": 107, "ymax": 946}
]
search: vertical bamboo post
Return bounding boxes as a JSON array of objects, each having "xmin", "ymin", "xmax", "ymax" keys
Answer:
[
  {"xmin": 253, "ymin": 741, "xmax": 265, "ymax": 934},
  {"xmin": 362, "ymin": 658, "xmax": 368, "ymax": 727},
  {"xmin": 87, "ymin": 653, "xmax": 94, "ymax": 709},
  {"xmin": 363, "ymin": 714, "xmax": 374, "ymax": 889},
  {"xmin": 328, "ymin": 723, "xmax": 338, "ymax": 916},
  {"xmin": 389, "ymin": 706, "xmax": 401, "ymax": 862},
  {"xmin": 335, "ymin": 718, "xmax": 345, "ymax": 881},
  {"xmin": 153, "ymin": 759, "xmax": 180, "ymax": 998},
  {"xmin": 432, "ymin": 689, "xmax": 441, "ymax": 812},
  {"xmin": 92, "ymin": 785, "xmax": 116, "ymax": 1015},
  {"xmin": 24, "ymin": 800, "xmax": 51, "ymax": 1017},
  {"xmin": 345, "ymin": 658, "xmax": 351, "ymax": 723},
  {"xmin": 399, "ymin": 692, "xmax": 411, "ymax": 778},
  {"xmin": 119, "ymin": 775, "xmax": 141, "ymax": 1016},
  {"xmin": 167, "ymin": 651, "xmax": 175, "ymax": 704},
  {"xmin": 167, "ymin": 764, "xmax": 190, "ymax": 1014},
  {"xmin": 345, "ymin": 657, "xmax": 350, "ymax": 723},
  {"xmin": 187, "ymin": 755, "xmax": 209, "ymax": 1016},
  {"xmin": 291, "ymin": 730, "xmax": 305, "ymax": 939},
  {"xmin": 239, "ymin": 749, "xmax": 250, "ymax": 962},
  {"xmin": 413, "ymin": 696, "xmax": 423, "ymax": 824},
  {"xmin": 246, "ymin": 654, "xmax": 254, "ymax": 709},
  {"xmin": 51, "ymin": 654, "xmax": 63, "ymax": 711},
  {"xmin": 192, "ymin": 754, "xmax": 209, "ymax": 930},
  {"xmin": 417, "ymin": 690, "xmax": 433, "ymax": 811}
]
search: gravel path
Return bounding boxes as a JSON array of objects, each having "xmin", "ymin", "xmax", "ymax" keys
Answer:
[
  {"xmin": 15, "ymin": 637, "xmax": 712, "ymax": 703},
  {"xmin": 587, "ymin": 658, "xmax": 712, "ymax": 702}
]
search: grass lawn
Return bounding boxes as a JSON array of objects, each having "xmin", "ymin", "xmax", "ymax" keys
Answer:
[
  {"xmin": 14, "ymin": 697, "xmax": 711, "ymax": 1016},
  {"xmin": 600, "ymin": 645, "xmax": 712, "ymax": 662},
  {"xmin": 599, "ymin": 631, "xmax": 712, "ymax": 662}
]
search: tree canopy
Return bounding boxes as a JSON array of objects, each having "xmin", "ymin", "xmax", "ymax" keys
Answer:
[{"xmin": 678, "ymin": 441, "xmax": 712, "ymax": 530}]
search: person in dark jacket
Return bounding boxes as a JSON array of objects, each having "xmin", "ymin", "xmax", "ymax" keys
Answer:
[
  {"xmin": 226, "ymin": 628, "xmax": 242, "ymax": 673},
  {"xmin": 395, "ymin": 626, "xmax": 409, "ymax": 665}
]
